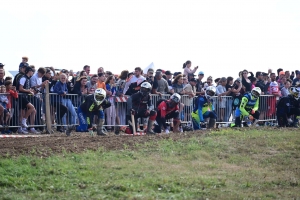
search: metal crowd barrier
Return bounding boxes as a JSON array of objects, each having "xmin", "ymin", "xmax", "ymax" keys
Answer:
[{"xmin": 1, "ymin": 92, "xmax": 278, "ymax": 133}]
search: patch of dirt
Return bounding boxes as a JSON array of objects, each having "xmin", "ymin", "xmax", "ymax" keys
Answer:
[{"xmin": 0, "ymin": 130, "xmax": 208, "ymax": 157}]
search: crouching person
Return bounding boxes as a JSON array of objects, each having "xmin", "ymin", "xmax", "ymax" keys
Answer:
[
  {"xmin": 192, "ymin": 86, "xmax": 217, "ymax": 130},
  {"xmin": 231, "ymin": 87, "xmax": 261, "ymax": 127},
  {"xmin": 276, "ymin": 87, "xmax": 300, "ymax": 127},
  {"xmin": 76, "ymin": 88, "xmax": 111, "ymax": 136},
  {"xmin": 127, "ymin": 82, "xmax": 157, "ymax": 134},
  {"xmin": 154, "ymin": 93, "xmax": 181, "ymax": 133}
]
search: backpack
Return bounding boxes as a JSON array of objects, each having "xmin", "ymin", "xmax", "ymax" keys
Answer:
[{"xmin": 125, "ymin": 80, "xmax": 146, "ymax": 95}]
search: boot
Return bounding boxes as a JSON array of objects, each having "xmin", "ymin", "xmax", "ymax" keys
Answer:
[
  {"xmin": 114, "ymin": 126, "xmax": 120, "ymax": 135},
  {"xmin": 146, "ymin": 120, "xmax": 155, "ymax": 135},
  {"xmin": 208, "ymin": 118, "xmax": 216, "ymax": 129},
  {"xmin": 97, "ymin": 119, "xmax": 107, "ymax": 136},
  {"xmin": 66, "ymin": 125, "xmax": 75, "ymax": 136},
  {"xmin": 173, "ymin": 121, "xmax": 180, "ymax": 133}
]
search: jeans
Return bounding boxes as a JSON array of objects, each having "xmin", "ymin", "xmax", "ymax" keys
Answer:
[{"xmin": 61, "ymin": 99, "xmax": 77, "ymax": 125}]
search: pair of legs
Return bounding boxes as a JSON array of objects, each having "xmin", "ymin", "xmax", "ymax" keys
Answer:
[
  {"xmin": 191, "ymin": 111, "xmax": 217, "ymax": 130},
  {"xmin": 128, "ymin": 109, "xmax": 157, "ymax": 134},
  {"xmin": 77, "ymin": 107, "xmax": 105, "ymax": 135},
  {"xmin": 233, "ymin": 108, "xmax": 260, "ymax": 127},
  {"xmin": 154, "ymin": 110, "xmax": 180, "ymax": 134},
  {"xmin": 61, "ymin": 99, "xmax": 77, "ymax": 125}
]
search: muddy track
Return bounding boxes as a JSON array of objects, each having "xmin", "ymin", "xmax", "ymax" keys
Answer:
[{"xmin": 0, "ymin": 131, "xmax": 208, "ymax": 157}]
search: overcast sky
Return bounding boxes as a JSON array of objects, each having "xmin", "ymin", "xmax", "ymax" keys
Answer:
[{"xmin": 1, "ymin": 0, "xmax": 299, "ymax": 79}]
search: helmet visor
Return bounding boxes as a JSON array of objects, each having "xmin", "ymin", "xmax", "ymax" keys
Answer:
[
  {"xmin": 171, "ymin": 95, "xmax": 180, "ymax": 103},
  {"xmin": 95, "ymin": 94, "xmax": 104, "ymax": 102},
  {"xmin": 252, "ymin": 90, "xmax": 260, "ymax": 98},
  {"xmin": 206, "ymin": 90, "xmax": 215, "ymax": 97}
]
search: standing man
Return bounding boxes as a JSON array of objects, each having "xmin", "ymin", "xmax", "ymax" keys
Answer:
[
  {"xmin": 152, "ymin": 71, "xmax": 169, "ymax": 96},
  {"xmin": 30, "ymin": 67, "xmax": 48, "ymax": 130},
  {"xmin": 165, "ymin": 71, "xmax": 173, "ymax": 86},
  {"xmin": 196, "ymin": 71, "xmax": 205, "ymax": 96},
  {"xmin": 83, "ymin": 65, "xmax": 91, "ymax": 81},
  {"xmin": 123, "ymin": 67, "xmax": 146, "ymax": 95},
  {"xmin": 87, "ymin": 74, "xmax": 98, "ymax": 94},
  {"xmin": 0, "ymin": 69, "xmax": 5, "ymax": 86}
]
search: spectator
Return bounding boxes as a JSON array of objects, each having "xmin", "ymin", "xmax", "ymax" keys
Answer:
[
  {"xmin": 203, "ymin": 76, "xmax": 214, "ymax": 91},
  {"xmin": 183, "ymin": 60, "xmax": 198, "ymax": 77},
  {"xmin": 183, "ymin": 78, "xmax": 197, "ymax": 107},
  {"xmin": 30, "ymin": 67, "xmax": 48, "ymax": 130},
  {"xmin": 277, "ymin": 71, "xmax": 285, "ymax": 86},
  {"xmin": 0, "ymin": 63, "xmax": 4, "ymax": 69},
  {"xmin": 255, "ymin": 72, "xmax": 266, "ymax": 95},
  {"xmin": 0, "ymin": 69, "xmax": 5, "ymax": 85},
  {"xmin": 87, "ymin": 74, "xmax": 98, "ymax": 94},
  {"xmin": 19, "ymin": 56, "xmax": 29, "ymax": 68},
  {"xmin": 18, "ymin": 67, "xmax": 38, "ymax": 133},
  {"xmin": 224, "ymin": 77, "xmax": 234, "ymax": 122},
  {"xmin": 269, "ymin": 73, "xmax": 281, "ymax": 98},
  {"xmin": 97, "ymin": 67, "xmax": 104, "ymax": 74},
  {"xmin": 165, "ymin": 71, "xmax": 173, "ymax": 86},
  {"xmin": 196, "ymin": 71, "xmax": 205, "ymax": 95},
  {"xmin": 115, "ymin": 70, "xmax": 129, "ymax": 127},
  {"xmin": 250, "ymin": 76, "xmax": 257, "ymax": 89},
  {"xmin": 145, "ymin": 68, "xmax": 154, "ymax": 86},
  {"xmin": 53, "ymin": 73, "xmax": 77, "ymax": 126},
  {"xmin": 231, "ymin": 78, "xmax": 244, "ymax": 119},
  {"xmin": 276, "ymin": 68, "xmax": 283, "ymax": 81},
  {"xmin": 183, "ymin": 76, "xmax": 189, "ymax": 87},
  {"xmin": 29, "ymin": 65, "xmax": 36, "ymax": 73},
  {"xmin": 292, "ymin": 71, "xmax": 300, "ymax": 86},
  {"xmin": 172, "ymin": 74, "xmax": 184, "ymax": 95},
  {"xmin": 124, "ymin": 67, "xmax": 146, "ymax": 95},
  {"xmin": 216, "ymin": 77, "xmax": 229, "ymax": 123},
  {"xmin": 105, "ymin": 75, "xmax": 117, "ymax": 131},
  {"xmin": 4, "ymin": 80, "xmax": 18, "ymax": 111},
  {"xmin": 83, "ymin": 65, "xmax": 91, "ymax": 81},
  {"xmin": 72, "ymin": 76, "xmax": 88, "ymax": 107},
  {"xmin": 281, "ymin": 79, "xmax": 292, "ymax": 97},
  {"xmin": 242, "ymin": 70, "xmax": 252, "ymax": 92},
  {"xmin": 0, "ymin": 85, "xmax": 10, "ymax": 130},
  {"xmin": 105, "ymin": 71, "xmax": 113, "ymax": 79},
  {"xmin": 152, "ymin": 71, "xmax": 169, "ymax": 96}
]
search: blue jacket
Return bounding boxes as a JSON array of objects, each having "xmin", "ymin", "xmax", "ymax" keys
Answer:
[{"xmin": 53, "ymin": 81, "xmax": 68, "ymax": 102}]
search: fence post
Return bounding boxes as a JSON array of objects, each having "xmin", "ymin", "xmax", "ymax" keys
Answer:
[{"xmin": 45, "ymin": 83, "xmax": 53, "ymax": 134}]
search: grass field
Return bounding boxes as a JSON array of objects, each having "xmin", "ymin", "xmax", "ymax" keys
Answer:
[{"xmin": 0, "ymin": 128, "xmax": 299, "ymax": 199}]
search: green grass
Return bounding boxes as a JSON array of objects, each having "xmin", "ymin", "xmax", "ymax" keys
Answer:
[{"xmin": 0, "ymin": 128, "xmax": 300, "ymax": 199}]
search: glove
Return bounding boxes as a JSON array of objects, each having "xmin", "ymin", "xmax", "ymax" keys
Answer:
[
  {"xmin": 287, "ymin": 118, "xmax": 293, "ymax": 124},
  {"xmin": 244, "ymin": 116, "xmax": 250, "ymax": 122},
  {"xmin": 251, "ymin": 109, "xmax": 255, "ymax": 114},
  {"xmin": 131, "ymin": 109, "xmax": 136, "ymax": 115}
]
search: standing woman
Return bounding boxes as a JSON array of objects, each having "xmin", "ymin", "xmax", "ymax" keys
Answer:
[
  {"xmin": 183, "ymin": 60, "xmax": 198, "ymax": 77},
  {"xmin": 242, "ymin": 70, "xmax": 252, "ymax": 93},
  {"xmin": 105, "ymin": 75, "xmax": 117, "ymax": 131},
  {"xmin": 71, "ymin": 76, "xmax": 88, "ymax": 107},
  {"xmin": 115, "ymin": 70, "xmax": 129, "ymax": 130}
]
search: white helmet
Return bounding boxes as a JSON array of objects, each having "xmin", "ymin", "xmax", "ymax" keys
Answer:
[
  {"xmin": 289, "ymin": 87, "xmax": 299, "ymax": 100},
  {"xmin": 94, "ymin": 88, "xmax": 106, "ymax": 104},
  {"xmin": 251, "ymin": 87, "xmax": 261, "ymax": 99},
  {"xmin": 205, "ymin": 86, "xmax": 216, "ymax": 100},
  {"xmin": 170, "ymin": 93, "xmax": 181, "ymax": 103},
  {"xmin": 140, "ymin": 82, "xmax": 152, "ymax": 96}
]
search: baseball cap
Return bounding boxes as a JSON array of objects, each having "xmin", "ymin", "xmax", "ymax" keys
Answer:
[
  {"xmin": 198, "ymin": 71, "xmax": 204, "ymax": 75},
  {"xmin": 165, "ymin": 70, "xmax": 173, "ymax": 75},
  {"xmin": 173, "ymin": 72, "xmax": 182, "ymax": 77},
  {"xmin": 25, "ymin": 67, "xmax": 33, "ymax": 74},
  {"xmin": 235, "ymin": 78, "xmax": 241, "ymax": 82},
  {"xmin": 0, "ymin": 63, "xmax": 4, "ymax": 67},
  {"xmin": 190, "ymin": 78, "xmax": 197, "ymax": 82},
  {"xmin": 296, "ymin": 71, "xmax": 300, "ymax": 75},
  {"xmin": 19, "ymin": 63, "xmax": 29, "ymax": 68},
  {"xmin": 279, "ymin": 71, "xmax": 285, "ymax": 75},
  {"xmin": 188, "ymin": 73, "xmax": 195, "ymax": 77},
  {"xmin": 147, "ymin": 68, "xmax": 154, "ymax": 73}
]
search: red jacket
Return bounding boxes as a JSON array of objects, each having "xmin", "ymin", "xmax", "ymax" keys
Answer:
[
  {"xmin": 7, "ymin": 90, "xmax": 18, "ymax": 109},
  {"xmin": 157, "ymin": 101, "xmax": 179, "ymax": 118}
]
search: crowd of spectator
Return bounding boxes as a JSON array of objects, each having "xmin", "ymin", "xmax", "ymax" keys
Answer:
[{"xmin": 0, "ymin": 57, "xmax": 299, "ymax": 134}]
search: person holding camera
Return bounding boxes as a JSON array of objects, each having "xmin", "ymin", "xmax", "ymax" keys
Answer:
[{"xmin": 183, "ymin": 60, "xmax": 198, "ymax": 77}]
